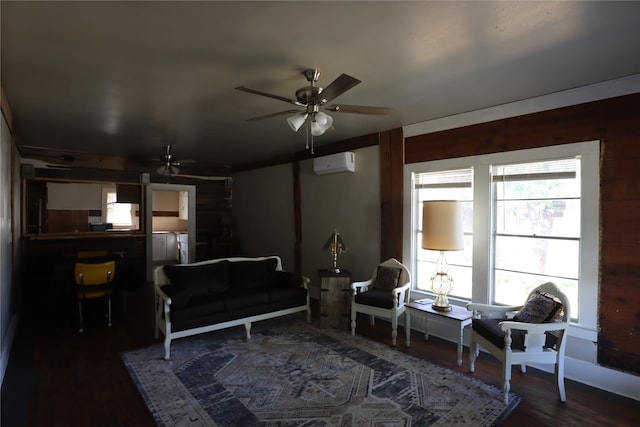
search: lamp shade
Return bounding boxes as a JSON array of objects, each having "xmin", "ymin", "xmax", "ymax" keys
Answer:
[
  {"xmin": 422, "ymin": 200, "xmax": 464, "ymax": 251},
  {"xmin": 310, "ymin": 112, "xmax": 333, "ymax": 136},
  {"xmin": 286, "ymin": 113, "xmax": 308, "ymax": 132}
]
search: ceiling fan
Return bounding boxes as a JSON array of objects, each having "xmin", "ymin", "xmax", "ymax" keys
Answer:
[
  {"xmin": 236, "ymin": 69, "xmax": 390, "ymax": 153},
  {"xmin": 155, "ymin": 145, "xmax": 191, "ymax": 176}
]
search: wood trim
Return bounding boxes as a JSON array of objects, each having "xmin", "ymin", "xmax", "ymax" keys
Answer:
[
  {"xmin": 232, "ymin": 133, "xmax": 379, "ymax": 173},
  {"xmin": 379, "ymin": 128, "xmax": 404, "ymax": 262},
  {"xmin": 1, "ymin": 84, "xmax": 14, "ymax": 134},
  {"xmin": 152, "ymin": 211, "xmax": 178, "ymax": 217},
  {"xmin": 293, "ymin": 161, "xmax": 302, "ymax": 274}
]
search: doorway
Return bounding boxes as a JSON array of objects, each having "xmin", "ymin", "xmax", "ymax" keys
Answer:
[{"xmin": 145, "ymin": 183, "xmax": 196, "ymax": 281}]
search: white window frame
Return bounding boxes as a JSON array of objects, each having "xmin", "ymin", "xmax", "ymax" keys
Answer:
[{"xmin": 403, "ymin": 141, "xmax": 600, "ymax": 341}]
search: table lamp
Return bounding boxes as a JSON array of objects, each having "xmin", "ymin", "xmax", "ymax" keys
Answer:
[
  {"xmin": 422, "ymin": 200, "xmax": 464, "ymax": 312},
  {"xmin": 323, "ymin": 228, "xmax": 347, "ymax": 273}
]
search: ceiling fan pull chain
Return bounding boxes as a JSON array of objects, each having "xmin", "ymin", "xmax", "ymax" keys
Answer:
[{"xmin": 305, "ymin": 121, "xmax": 314, "ymax": 154}]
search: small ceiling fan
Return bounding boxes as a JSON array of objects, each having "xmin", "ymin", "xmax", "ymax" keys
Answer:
[
  {"xmin": 236, "ymin": 69, "xmax": 390, "ymax": 153},
  {"xmin": 155, "ymin": 145, "xmax": 192, "ymax": 176}
]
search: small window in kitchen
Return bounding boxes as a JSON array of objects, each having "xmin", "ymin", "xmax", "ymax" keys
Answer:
[{"xmin": 103, "ymin": 187, "xmax": 138, "ymax": 229}]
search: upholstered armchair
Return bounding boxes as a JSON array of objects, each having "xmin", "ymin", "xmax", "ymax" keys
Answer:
[
  {"xmin": 467, "ymin": 282, "xmax": 571, "ymax": 404},
  {"xmin": 350, "ymin": 258, "xmax": 411, "ymax": 346}
]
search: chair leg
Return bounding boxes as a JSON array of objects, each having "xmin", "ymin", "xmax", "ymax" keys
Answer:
[
  {"xmin": 391, "ymin": 317, "xmax": 398, "ymax": 347},
  {"xmin": 368, "ymin": 314, "xmax": 375, "ymax": 326},
  {"xmin": 469, "ymin": 337, "xmax": 477, "ymax": 372},
  {"xmin": 351, "ymin": 311, "xmax": 356, "ymax": 336},
  {"xmin": 502, "ymin": 363, "xmax": 512, "ymax": 404},
  {"xmin": 107, "ymin": 296, "xmax": 112, "ymax": 327},
  {"xmin": 556, "ymin": 361, "xmax": 567, "ymax": 402},
  {"xmin": 78, "ymin": 299, "xmax": 84, "ymax": 333}
]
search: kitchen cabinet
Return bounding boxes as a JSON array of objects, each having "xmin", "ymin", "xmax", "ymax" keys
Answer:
[{"xmin": 152, "ymin": 233, "xmax": 179, "ymax": 261}]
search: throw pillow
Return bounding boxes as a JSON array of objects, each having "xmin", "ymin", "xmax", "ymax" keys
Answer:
[
  {"xmin": 163, "ymin": 264, "xmax": 210, "ymax": 296},
  {"xmin": 372, "ymin": 266, "xmax": 402, "ymax": 291},
  {"xmin": 204, "ymin": 260, "xmax": 231, "ymax": 294},
  {"xmin": 513, "ymin": 290, "xmax": 563, "ymax": 324},
  {"xmin": 163, "ymin": 261, "xmax": 231, "ymax": 296}
]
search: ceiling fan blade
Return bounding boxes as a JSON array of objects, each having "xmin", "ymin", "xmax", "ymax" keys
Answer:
[
  {"xmin": 235, "ymin": 86, "xmax": 300, "ymax": 105},
  {"xmin": 327, "ymin": 104, "xmax": 391, "ymax": 115},
  {"xmin": 246, "ymin": 110, "xmax": 301, "ymax": 121},
  {"xmin": 319, "ymin": 74, "xmax": 361, "ymax": 103}
]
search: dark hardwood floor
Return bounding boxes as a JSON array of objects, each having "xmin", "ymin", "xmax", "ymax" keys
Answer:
[{"xmin": 2, "ymin": 283, "xmax": 638, "ymax": 426}]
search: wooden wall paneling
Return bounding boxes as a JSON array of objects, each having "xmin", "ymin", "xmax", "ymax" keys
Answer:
[
  {"xmin": 193, "ymin": 180, "xmax": 237, "ymax": 259},
  {"xmin": 293, "ymin": 161, "xmax": 302, "ymax": 274},
  {"xmin": 404, "ymin": 92, "xmax": 640, "ymax": 375},
  {"xmin": 46, "ymin": 210, "xmax": 89, "ymax": 233},
  {"xmin": 379, "ymin": 128, "xmax": 404, "ymax": 262}
]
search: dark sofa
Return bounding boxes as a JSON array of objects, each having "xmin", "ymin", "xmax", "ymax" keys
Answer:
[{"xmin": 154, "ymin": 256, "xmax": 310, "ymax": 359}]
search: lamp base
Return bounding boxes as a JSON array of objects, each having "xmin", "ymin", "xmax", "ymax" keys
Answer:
[
  {"xmin": 431, "ymin": 303, "xmax": 452, "ymax": 312},
  {"xmin": 432, "ymin": 292, "xmax": 452, "ymax": 312}
]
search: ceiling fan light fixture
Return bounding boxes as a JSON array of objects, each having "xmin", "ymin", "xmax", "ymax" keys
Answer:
[
  {"xmin": 310, "ymin": 112, "xmax": 333, "ymax": 136},
  {"xmin": 157, "ymin": 164, "xmax": 180, "ymax": 176},
  {"xmin": 286, "ymin": 113, "xmax": 308, "ymax": 132}
]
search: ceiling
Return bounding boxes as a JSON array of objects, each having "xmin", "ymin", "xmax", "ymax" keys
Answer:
[{"xmin": 2, "ymin": 1, "xmax": 640, "ymax": 175}]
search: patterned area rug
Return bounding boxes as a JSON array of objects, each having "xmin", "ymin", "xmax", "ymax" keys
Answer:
[{"xmin": 122, "ymin": 317, "xmax": 521, "ymax": 426}]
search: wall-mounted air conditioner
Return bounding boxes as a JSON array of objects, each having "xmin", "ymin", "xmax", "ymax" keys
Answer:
[{"xmin": 313, "ymin": 152, "xmax": 355, "ymax": 175}]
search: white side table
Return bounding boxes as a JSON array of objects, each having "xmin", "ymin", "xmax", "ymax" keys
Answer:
[{"xmin": 405, "ymin": 298, "xmax": 473, "ymax": 366}]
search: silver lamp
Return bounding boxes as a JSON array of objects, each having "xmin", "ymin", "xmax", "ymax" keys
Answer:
[{"xmin": 422, "ymin": 200, "xmax": 464, "ymax": 312}]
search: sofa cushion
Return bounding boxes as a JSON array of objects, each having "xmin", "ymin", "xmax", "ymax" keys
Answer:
[
  {"xmin": 372, "ymin": 266, "xmax": 402, "ymax": 291},
  {"xmin": 170, "ymin": 296, "xmax": 226, "ymax": 323},
  {"xmin": 472, "ymin": 318, "xmax": 558, "ymax": 351},
  {"xmin": 163, "ymin": 261, "xmax": 231, "ymax": 296},
  {"xmin": 228, "ymin": 258, "xmax": 278, "ymax": 289},
  {"xmin": 354, "ymin": 289, "xmax": 396, "ymax": 309},
  {"xmin": 269, "ymin": 286, "xmax": 307, "ymax": 303},
  {"xmin": 268, "ymin": 270, "xmax": 302, "ymax": 288},
  {"xmin": 225, "ymin": 290, "xmax": 270, "ymax": 311},
  {"xmin": 513, "ymin": 289, "xmax": 563, "ymax": 324}
]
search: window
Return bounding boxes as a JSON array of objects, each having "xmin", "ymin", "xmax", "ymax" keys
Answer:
[
  {"xmin": 414, "ymin": 169, "xmax": 473, "ymax": 300},
  {"xmin": 492, "ymin": 159, "xmax": 580, "ymax": 318},
  {"xmin": 103, "ymin": 188, "xmax": 138, "ymax": 229},
  {"xmin": 404, "ymin": 141, "xmax": 600, "ymax": 338}
]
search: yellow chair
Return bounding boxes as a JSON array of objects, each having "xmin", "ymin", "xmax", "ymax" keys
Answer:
[{"xmin": 74, "ymin": 261, "xmax": 116, "ymax": 332}]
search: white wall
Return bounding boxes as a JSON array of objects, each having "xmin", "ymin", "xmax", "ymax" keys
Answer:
[
  {"xmin": 300, "ymin": 146, "xmax": 381, "ymax": 285},
  {"xmin": 233, "ymin": 145, "xmax": 381, "ymax": 286},
  {"xmin": 233, "ymin": 163, "xmax": 297, "ymax": 270},
  {"xmin": 47, "ymin": 182, "xmax": 103, "ymax": 210}
]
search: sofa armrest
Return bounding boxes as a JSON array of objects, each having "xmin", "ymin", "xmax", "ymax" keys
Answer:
[
  {"xmin": 155, "ymin": 282, "xmax": 173, "ymax": 306},
  {"xmin": 466, "ymin": 302, "xmax": 523, "ymax": 319},
  {"xmin": 301, "ymin": 275, "xmax": 311, "ymax": 289}
]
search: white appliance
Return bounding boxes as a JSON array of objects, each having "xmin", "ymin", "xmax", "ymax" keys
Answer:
[
  {"xmin": 313, "ymin": 152, "xmax": 355, "ymax": 175},
  {"xmin": 178, "ymin": 233, "xmax": 189, "ymax": 264}
]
